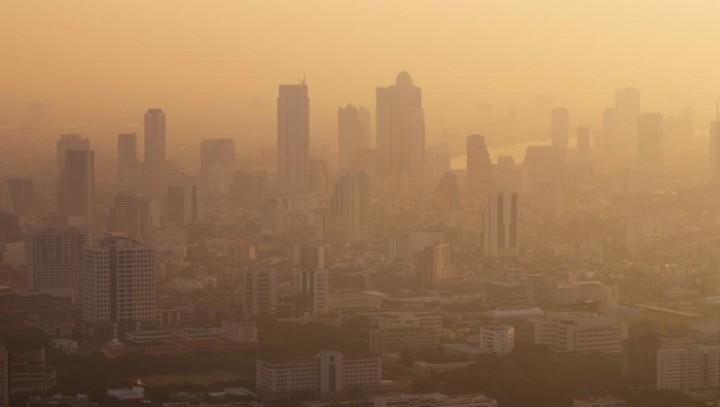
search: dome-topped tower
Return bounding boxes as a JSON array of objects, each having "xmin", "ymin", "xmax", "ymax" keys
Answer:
[{"xmin": 395, "ymin": 71, "xmax": 413, "ymax": 86}]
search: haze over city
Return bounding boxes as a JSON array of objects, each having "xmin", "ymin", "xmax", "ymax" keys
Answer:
[{"xmin": 4, "ymin": 2, "xmax": 720, "ymax": 407}]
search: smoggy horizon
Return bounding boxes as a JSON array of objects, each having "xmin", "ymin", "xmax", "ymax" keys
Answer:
[{"xmin": 3, "ymin": 1, "xmax": 720, "ymax": 152}]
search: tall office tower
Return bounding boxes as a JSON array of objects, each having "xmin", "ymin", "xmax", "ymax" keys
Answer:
[
  {"xmin": 614, "ymin": 87, "xmax": 641, "ymax": 164},
  {"xmin": 57, "ymin": 149, "xmax": 95, "ymax": 222},
  {"xmin": 200, "ymin": 138, "xmax": 236, "ymax": 194},
  {"xmin": 329, "ymin": 172, "xmax": 369, "ymax": 241},
  {"xmin": 576, "ymin": 126, "xmax": 591, "ymax": 164},
  {"xmin": 466, "ymin": 134, "xmax": 494, "ymax": 198},
  {"xmin": 56, "ymin": 134, "xmax": 89, "ymax": 173},
  {"xmin": 231, "ymin": 170, "xmax": 270, "ymax": 210},
  {"xmin": 0, "ymin": 344, "xmax": 7, "ymax": 407},
  {"xmin": 27, "ymin": 228, "xmax": 91, "ymax": 299},
  {"xmin": 117, "ymin": 133, "xmax": 138, "ymax": 178},
  {"xmin": 144, "ymin": 109, "xmax": 167, "ymax": 198},
  {"xmin": 277, "ymin": 83, "xmax": 310, "ymax": 198},
  {"xmin": 416, "ymin": 242, "xmax": 451, "ymax": 289},
  {"xmin": 551, "ymin": 108, "xmax": 570, "ymax": 150},
  {"xmin": 7, "ymin": 178, "xmax": 33, "ymax": 215},
  {"xmin": 709, "ymin": 118, "xmax": 720, "ymax": 183},
  {"xmin": 337, "ymin": 104, "xmax": 370, "ymax": 172},
  {"xmin": 637, "ymin": 113, "xmax": 663, "ymax": 175},
  {"xmin": 291, "ymin": 269, "xmax": 329, "ymax": 316},
  {"xmin": 82, "ymin": 236, "xmax": 156, "ymax": 332},
  {"xmin": 426, "ymin": 143, "xmax": 451, "ymax": 181},
  {"xmin": 107, "ymin": 194, "xmax": 151, "ymax": 241},
  {"xmin": 432, "ymin": 171, "xmax": 460, "ymax": 212},
  {"xmin": 376, "ymin": 71, "xmax": 425, "ymax": 181},
  {"xmin": 483, "ymin": 192, "xmax": 519, "ymax": 257},
  {"xmin": 243, "ymin": 269, "xmax": 277, "ymax": 317},
  {"xmin": 167, "ymin": 183, "xmax": 204, "ymax": 227}
]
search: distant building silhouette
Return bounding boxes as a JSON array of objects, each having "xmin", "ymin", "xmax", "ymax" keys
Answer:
[
  {"xmin": 329, "ymin": 172, "xmax": 369, "ymax": 241},
  {"xmin": 200, "ymin": 138, "xmax": 235, "ymax": 195},
  {"xmin": 277, "ymin": 83, "xmax": 310, "ymax": 198},
  {"xmin": 144, "ymin": 109, "xmax": 166, "ymax": 198},
  {"xmin": 637, "ymin": 113, "xmax": 663, "ymax": 175},
  {"xmin": 467, "ymin": 134, "xmax": 494, "ymax": 198},
  {"xmin": 167, "ymin": 182, "xmax": 204, "ymax": 227},
  {"xmin": 57, "ymin": 149, "xmax": 95, "ymax": 223},
  {"xmin": 376, "ymin": 71, "xmax": 425, "ymax": 190},
  {"xmin": 56, "ymin": 134, "xmax": 89, "ymax": 173},
  {"xmin": 483, "ymin": 192, "xmax": 519, "ymax": 257},
  {"xmin": 337, "ymin": 104, "xmax": 370, "ymax": 172},
  {"xmin": 117, "ymin": 133, "xmax": 138, "ymax": 178},
  {"xmin": 551, "ymin": 107, "xmax": 569, "ymax": 150}
]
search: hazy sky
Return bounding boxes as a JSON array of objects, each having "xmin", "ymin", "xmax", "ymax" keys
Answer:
[{"xmin": 2, "ymin": 1, "xmax": 720, "ymax": 145}]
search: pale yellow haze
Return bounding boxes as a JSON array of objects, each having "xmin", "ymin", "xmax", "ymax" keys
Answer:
[{"xmin": 2, "ymin": 1, "xmax": 720, "ymax": 141}]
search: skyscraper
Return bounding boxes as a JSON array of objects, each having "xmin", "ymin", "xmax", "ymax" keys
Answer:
[
  {"xmin": 82, "ymin": 236, "xmax": 156, "ymax": 333},
  {"xmin": 291, "ymin": 269, "xmax": 329, "ymax": 316},
  {"xmin": 551, "ymin": 108, "xmax": 569, "ymax": 150},
  {"xmin": 483, "ymin": 192, "xmax": 519, "ymax": 257},
  {"xmin": 167, "ymin": 182, "xmax": 204, "ymax": 227},
  {"xmin": 243, "ymin": 269, "xmax": 277, "ymax": 317},
  {"xmin": 27, "ymin": 228, "xmax": 91, "ymax": 300},
  {"xmin": 329, "ymin": 172, "xmax": 369, "ymax": 241},
  {"xmin": 637, "ymin": 113, "xmax": 663, "ymax": 175},
  {"xmin": 117, "ymin": 133, "xmax": 138, "ymax": 178},
  {"xmin": 416, "ymin": 242, "xmax": 452, "ymax": 289},
  {"xmin": 614, "ymin": 87, "xmax": 641, "ymax": 164},
  {"xmin": 56, "ymin": 134, "xmax": 89, "ymax": 173},
  {"xmin": 337, "ymin": 104, "xmax": 370, "ymax": 172},
  {"xmin": 376, "ymin": 71, "xmax": 425, "ymax": 180},
  {"xmin": 277, "ymin": 83, "xmax": 310, "ymax": 198},
  {"xmin": 57, "ymin": 149, "xmax": 95, "ymax": 222},
  {"xmin": 467, "ymin": 134, "xmax": 494, "ymax": 198},
  {"xmin": 144, "ymin": 109, "xmax": 166, "ymax": 198},
  {"xmin": 200, "ymin": 138, "xmax": 236, "ymax": 194}
]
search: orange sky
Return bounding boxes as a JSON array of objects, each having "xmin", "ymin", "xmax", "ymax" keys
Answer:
[{"xmin": 2, "ymin": 1, "xmax": 720, "ymax": 146}]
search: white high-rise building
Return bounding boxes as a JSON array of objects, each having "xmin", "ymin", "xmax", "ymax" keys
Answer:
[
  {"xmin": 277, "ymin": 83, "xmax": 310, "ymax": 198},
  {"xmin": 483, "ymin": 192, "xmax": 519, "ymax": 257},
  {"xmin": 243, "ymin": 269, "xmax": 277, "ymax": 317},
  {"xmin": 144, "ymin": 109, "xmax": 166, "ymax": 198},
  {"xmin": 82, "ymin": 236, "xmax": 156, "ymax": 331},
  {"xmin": 27, "ymin": 228, "xmax": 92, "ymax": 300},
  {"xmin": 329, "ymin": 172, "xmax": 369, "ymax": 241}
]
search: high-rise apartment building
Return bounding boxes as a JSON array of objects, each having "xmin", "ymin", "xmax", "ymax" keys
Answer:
[
  {"xmin": 638, "ymin": 113, "xmax": 663, "ymax": 175},
  {"xmin": 337, "ymin": 104, "xmax": 370, "ymax": 172},
  {"xmin": 57, "ymin": 149, "xmax": 95, "ymax": 222},
  {"xmin": 483, "ymin": 192, "xmax": 519, "ymax": 257},
  {"xmin": 467, "ymin": 134, "xmax": 494, "ymax": 198},
  {"xmin": 551, "ymin": 107, "xmax": 569, "ymax": 150},
  {"xmin": 117, "ymin": 133, "xmax": 138, "ymax": 178},
  {"xmin": 277, "ymin": 83, "xmax": 310, "ymax": 198},
  {"xmin": 329, "ymin": 172, "xmax": 369, "ymax": 241},
  {"xmin": 56, "ymin": 134, "xmax": 89, "ymax": 173},
  {"xmin": 27, "ymin": 228, "xmax": 91, "ymax": 299},
  {"xmin": 200, "ymin": 138, "xmax": 236, "ymax": 194},
  {"xmin": 416, "ymin": 242, "xmax": 451, "ymax": 288},
  {"xmin": 376, "ymin": 72, "xmax": 425, "ymax": 180},
  {"xmin": 144, "ymin": 109, "xmax": 166, "ymax": 198},
  {"xmin": 243, "ymin": 269, "xmax": 277, "ymax": 317},
  {"xmin": 167, "ymin": 183, "xmax": 204, "ymax": 227},
  {"xmin": 82, "ymin": 236, "xmax": 156, "ymax": 332},
  {"xmin": 291, "ymin": 269, "xmax": 329, "ymax": 316}
]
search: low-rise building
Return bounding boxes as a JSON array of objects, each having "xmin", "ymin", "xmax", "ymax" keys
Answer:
[
  {"xmin": 479, "ymin": 325, "xmax": 514, "ymax": 355},
  {"xmin": 255, "ymin": 350, "xmax": 381, "ymax": 399},
  {"xmin": 222, "ymin": 319, "xmax": 258, "ymax": 343},
  {"xmin": 534, "ymin": 312, "xmax": 626, "ymax": 353},
  {"xmin": 370, "ymin": 326, "xmax": 439, "ymax": 354}
]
